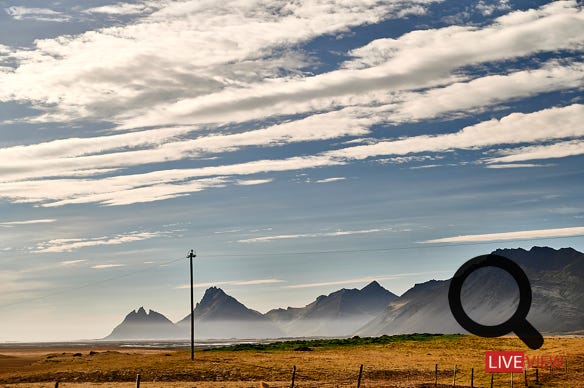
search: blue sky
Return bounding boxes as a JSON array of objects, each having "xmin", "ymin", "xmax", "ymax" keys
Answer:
[{"xmin": 0, "ymin": 0, "xmax": 583, "ymax": 342}]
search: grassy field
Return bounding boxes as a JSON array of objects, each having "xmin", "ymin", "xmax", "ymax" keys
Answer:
[{"xmin": 1, "ymin": 335, "xmax": 582, "ymax": 387}]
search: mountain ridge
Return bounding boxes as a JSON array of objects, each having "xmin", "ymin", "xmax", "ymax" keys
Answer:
[
  {"xmin": 104, "ymin": 246, "xmax": 584, "ymax": 340},
  {"xmin": 357, "ymin": 246, "xmax": 584, "ymax": 336}
]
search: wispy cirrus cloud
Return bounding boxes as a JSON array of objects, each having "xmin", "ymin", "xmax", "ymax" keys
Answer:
[
  {"xmin": 328, "ymin": 104, "xmax": 584, "ymax": 161},
  {"xmin": 485, "ymin": 163, "xmax": 556, "ymax": 169},
  {"xmin": 60, "ymin": 260, "xmax": 87, "ymax": 266},
  {"xmin": 315, "ymin": 177, "xmax": 346, "ymax": 183},
  {"xmin": 0, "ymin": 102, "xmax": 581, "ymax": 207},
  {"xmin": 238, "ymin": 228, "xmax": 391, "ymax": 243},
  {"xmin": 5, "ymin": 6, "xmax": 69, "ymax": 22},
  {"xmin": 34, "ymin": 230, "xmax": 175, "ymax": 253},
  {"xmin": 0, "ymin": 219, "xmax": 56, "ymax": 227},
  {"xmin": 485, "ymin": 140, "xmax": 584, "ymax": 165},
  {"xmin": 176, "ymin": 278, "xmax": 286, "ymax": 289},
  {"xmin": 83, "ymin": 2, "xmax": 157, "ymax": 16},
  {"xmin": 285, "ymin": 272, "xmax": 451, "ymax": 289},
  {"xmin": 422, "ymin": 226, "xmax": 584, "ymax": 243},
  {"xmin": 91, "ymin": 264, "xmax": 125, "ymax": 269},
  {"xmin": 236, "ymin": 179, "xmax": 273, "ymax": 186}
]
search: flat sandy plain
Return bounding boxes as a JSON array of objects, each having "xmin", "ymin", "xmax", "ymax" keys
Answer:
[{"xmin": 1, "ymin": 335, "xmax": 582, "ymax": 387}]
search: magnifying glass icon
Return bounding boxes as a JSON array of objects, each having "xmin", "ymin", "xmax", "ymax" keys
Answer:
[{"xmin": 448, "ymin": 254, "xmax": 544, "ymax": 350}]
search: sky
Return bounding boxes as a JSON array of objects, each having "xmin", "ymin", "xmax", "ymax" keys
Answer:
[{"xmin": 0, "ymin": 0, "xmax": 583, "ymax": 342}]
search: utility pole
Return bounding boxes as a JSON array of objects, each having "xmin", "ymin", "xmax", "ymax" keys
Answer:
[{"xmin": 188, "ymin": 249, "xmax": 196, "ymax": 360}]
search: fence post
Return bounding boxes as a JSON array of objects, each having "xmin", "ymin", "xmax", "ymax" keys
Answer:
[
  {"xmin": 453, "ymin": 364, "xmax": 457, "ymax": 387},
  {"xmin": 535, "ymin": 367, "xmax": 539, "ymax": 384},
  {"xmin": 136, "ymin": 373, "xmax": 141, "ymax": 388},
  {"xmin": 55, "ymin": 382, "xmax": 59, "ymax": 388},
  {"xmin": 490, "ymin": 374, "xmax": 494, "ymax": 388},
  {"xmin": 357, "ymin": 364, "xmax": 364, "ymax": 388},
  {"xmin": 511, "ymin": 372, "xmax": 513, "ymax": 388},
  {"xmin": 435, "ymin": 364, "xmax": 438, "ymax": 387},
  {"xmin": 470, "ymin": 367, "xmax": 474, "ymax": 388},
  {"xmin": 290, "ymin": 365, "xmax": 296, "ymax": 388},
  {"xmin": 524, "ymin": 368, "xmax": 527, "ymax": 386}
]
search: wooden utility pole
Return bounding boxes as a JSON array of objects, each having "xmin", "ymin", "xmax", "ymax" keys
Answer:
[{"xmin": 188, "ymin": 249, "xmax": 196, "ymax": 360}]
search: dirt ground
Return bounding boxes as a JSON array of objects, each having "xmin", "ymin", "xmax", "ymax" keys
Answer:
[{"xmin": 1, "ymin": 336, "xmax": 582, "ymax": 387}]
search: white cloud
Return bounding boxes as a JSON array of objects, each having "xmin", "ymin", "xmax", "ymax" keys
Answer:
[
  {"xmin": 285, "ymin": 272, "xmax": 450, "ymax": 289},
  {"xmin": 328, "ymin": 104, "xmax": 584, "ymax": 161},
  {"xmin": 0, "ymin": 102, "xmax": 581, "ymax": 208},
  {"xmin": 0, "ymin": 156, "xmax": 341, "ymax": 207},
  {"xmin": 238, "ymin": 228, "xmax": 390, "ymax": 243},
  {"xmin": 91, "ymin": 264, "xmax": 125, "ymax": 269},
  {"xmin": 1, "ymin": 0, "xmax": 440, "ymax": 126},
  {"xmin": 315, "ymin": 177, "xmax": 346, "ymax": 183},
  {"xmin": 236, "ymin": 179, "xmax": 273, "ymax": 186},
  {"xmin": 176, "ymin": 278, "xmax": 286, "ymax": 289},
  {"xmin": 476, "ymin": 0, "xmax": 510, "ymax": 16},
  {"xmin": 485, "ymin": 163, "xmax": 556, "ymax": 169},
  {"xmin": 0, "ymin": 110, "xmax": 370, "ymax": 183},
  {"xmin": 34, "ymin": 230, "xmax": 174, "ymax": 253},
  {"xmin": 0, "ymin": 219, "xmax": 56, "ymax": 227},
  {"xmin": 422, "ymin": 226, "xmax": 584, "ymax": 243},
  {"xmin": 0, "ymin": 2, "xmax": 581, "ymax": 208},
  {"xmin": 1, "ymin": 0, "xmax": 579, "ymax": 131},
  {"xmin": 5, "ymin": 6, "xmax": 69, "ymax": 22},
  {"xmin": 486, "ymin": 140, "xmax": 584, "ymax": 164},
  {"xmin": 83, "ymin": 3, "xmax": 155, "ymax": 15},
  {"xmin": 60, "ymin": 260, "xmax": 87, "ymax": 266}
]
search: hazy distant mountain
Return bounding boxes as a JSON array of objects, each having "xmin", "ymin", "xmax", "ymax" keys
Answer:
[
  {"xmin": 177, "ymin": 287, "xmax": 284, "ymax": 339},
  {"xmin": 266, "ymin": 281, "xmax": 398, "ymax": 337},
  {"xmin": 105, "ymin": 307, "xmax": 179, "ymax": 340},
  {"xmin": 496, "ymin": 247, "xmax": 584, "ymax": 333},
  {"xmin": 357, "ymin": 247, "xmax": 584, "ymax": 336},
  {"xmin": 104, "ymin": 247, "xmax": 583, "ymax": 340}
]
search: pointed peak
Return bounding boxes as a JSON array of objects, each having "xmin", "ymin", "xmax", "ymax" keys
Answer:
[
  {"xmin": 362, "ymin": 280, "xmax": 382, "ymax": 290},
  {"xmin": 136, "ymin": 306, "xmax": 147, "ymax": 314},
  {"xmin": 204, "ymin": 286, "xmax": 225, "ymax": 296}
]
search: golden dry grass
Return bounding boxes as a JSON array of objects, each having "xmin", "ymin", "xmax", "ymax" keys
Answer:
[{"xmin": 1, "ymin": 336, "xmax": 582, "ymax": 387}]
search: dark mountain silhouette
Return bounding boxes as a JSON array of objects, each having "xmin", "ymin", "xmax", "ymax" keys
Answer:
[
  {"xmin": 357, "ymin": 247, "xmax": 584, "ymax": 336},
  {"xmin": 176, "ymin": 287, "xmax": 284, "ymax": 339},
  {"xmin": 103, "ymin": 247, "xmax": 584, "ymax": 340},
  {"xmin": 105, "ymin": 307, "xmax": 180, "ymax": 340},
  {"xmin": 266, "ymin": 281, "xmax": 398, "ymax": 336}
]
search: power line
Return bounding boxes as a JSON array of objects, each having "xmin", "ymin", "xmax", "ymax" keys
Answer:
[
  {"xmin": 203, "ymin": 234, "xmax": 584, "ymax": 257},
  {"xmin": 1, "ymin": 234, "xmax": 581, "ymax": 310},
  {"xmin": 0, "ymin": 255, "xmax": 186, "ymax": 310}
]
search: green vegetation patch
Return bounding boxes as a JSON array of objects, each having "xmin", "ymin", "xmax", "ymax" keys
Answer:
[{"xmin": 205, "ymin": 333, "xmax": 463, "ymax": 352}]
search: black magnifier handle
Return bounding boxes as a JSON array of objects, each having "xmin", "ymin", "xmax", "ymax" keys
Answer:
[{"xmin": 514, "ymin": 319, "xmax": 544, "ymax": 350}]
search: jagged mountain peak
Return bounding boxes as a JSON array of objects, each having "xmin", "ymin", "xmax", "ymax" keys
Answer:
[
  {"xmin": 362, "ymin": 280, "xmax": 382, "ymax": 290},
  {"xmin": 105, "ymin": 306, "xmax": 178, "ymax": 340},
  {"xmin": 492, "ymin": 246, "xmax": 583, "ymax": 271},
  {"xmin": 265, "ymin": 280, "xmax": 399, "ymax": 337},
  {"xmin": 361, "ymin": 280, "xmax": 396, "ymax": 297},
  {"xmin": 357, "ymin": 247, "xmax": 584, "ymax": 336}
]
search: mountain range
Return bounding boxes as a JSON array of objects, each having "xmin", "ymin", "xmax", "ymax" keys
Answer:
[{"xmin": 104, "ymin": 246, "xmax": 584, "ymax": 340}]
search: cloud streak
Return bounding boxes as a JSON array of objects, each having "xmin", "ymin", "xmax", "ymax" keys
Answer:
[
  {"xmin": 34, "ymin": 230, "xmax": 175, "ymax": 253},
  {"xmin": 91, "ymin": 264, "xmax": 126, "ymax": 269},
  {"xmin": 285, "ymin": 272, "xmax": 451, "ymax": 289},
  {"xmin": 422, "ymin": 226, "xmax": 584, "ymax": 243},
  {"xmin": 176, "ymin": 278, "xmax": 286, "ymax": 289},
  {"xmin": 238, "ymin": 228, "xmax": 391, "ymax": 243},
  {"xmin": 0, "ymin": 219, "xmax": 56, "ymax": 227}
]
